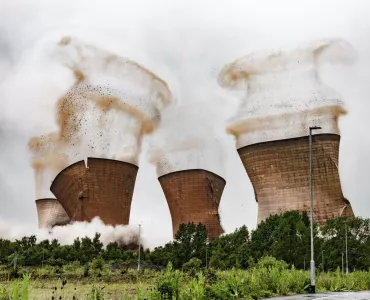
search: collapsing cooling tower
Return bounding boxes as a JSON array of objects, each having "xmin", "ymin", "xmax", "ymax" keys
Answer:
[
  {"xmin": 45, "ymin": 37, "xmax": 171, "ymax": 226},
  {"xmin": 51, "ymin": 157, "xmax": 138, "ymax": 226},
  {"xmin": 218, "ymin": 39, "xmax": 356, "ymax": 225},
  {"xmin": 35, "ymin": 198, "xmax": 70, "ymax": 228}
]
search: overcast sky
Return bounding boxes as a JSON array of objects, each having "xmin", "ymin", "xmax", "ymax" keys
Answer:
[{"xmin": 0, "ymin": 0, "xmax": 369, "ymax": 246}]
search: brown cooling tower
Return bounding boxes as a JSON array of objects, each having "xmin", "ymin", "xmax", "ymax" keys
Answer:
[
  {"xmin": 238, "ymin": 134, "xmax": 355, "ymax": 225},
  {"xmin": 50, "ymin": 157, "xmax": 138, "ymax": 226},
  {"xmin": 35, "ymin": 198, "xmax": 70, "ymax": 228},
  {"xmin": 159, "ymin": 169, "xmax": 226, "ymax": 239}
]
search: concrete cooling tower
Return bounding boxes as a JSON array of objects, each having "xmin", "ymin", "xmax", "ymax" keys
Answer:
[
  {"xmin": 35, "ymin": 198, "xmax": 70, "ymax": 228},
  {"xmin": 50, "ymin": 157, "xmax": 138, "ymax": 226},
  {"xmin": 218, "ymin": 39, "xmax": 356, "ymax": 225},
  {"xmin": 150, "ymin": 104, "xmax": 227, "ymax": 239},
  {"xmin": 159, "ymin": 169, "xmax": 225, "ymax": 239}
]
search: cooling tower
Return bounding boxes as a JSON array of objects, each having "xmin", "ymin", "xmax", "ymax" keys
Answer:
[
  {"xmin": 35, "ymin": 198, "xmax": 70, "ymax": 228},
  {"xmin": 159, "ymin": 169, "xmax": 225, "ymax": 239},
  {"xmin": 50, "ymin": 157, "xmax": 138, "ymax": 226},
  {"xmin": 238, "ymin": 134, "xmax": 355, "ymax": 224},
  {"xmin": 218, "ymin": 39, "xmax": 356, "ymax": 225}
]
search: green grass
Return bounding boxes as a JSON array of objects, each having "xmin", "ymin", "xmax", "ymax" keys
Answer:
[
  {"xmin": 0, "ymin": 280, "xmax": 147, "ymax": 300},
  {"xmin": 1, "ymin": 261, "xmax": 370, "ymax": 299}
]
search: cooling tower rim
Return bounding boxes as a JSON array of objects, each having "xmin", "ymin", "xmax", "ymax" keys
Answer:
[
  {"xmin": 51, "ymin": 157, "xmax": 139, "ymax": 186},
  {"xmin": 237, "ymin": 133, "xmax": 340, "ymax": 151},
  {"xmin": 87, "ymin": 157, "xmax": 139, "ymax": 169},
  {"xmin": 158, "ymin": 168, "xmax": 226, "ymax": 183},
  {"xmin": 50, "ymin": 160, "xmax": 86, "ymax": 191},
  {"xmin": 35, "ymin": 198, "xmax": 58, "ymax": 203},
  {"xmin": 51, "ymin": 158, "xmax": 139, "ymax": 191}
]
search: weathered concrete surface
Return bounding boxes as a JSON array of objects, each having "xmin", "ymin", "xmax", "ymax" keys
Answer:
[
  {"xmin": 50, "ymin": 157, "xmax": 138, "ymax": 226},
  {"xmin": 35, "ymin": 198, "xmax": 70, "ymax": 228},
  {"xmin": 238, "ymin": 134, "xmax": 355, "ymax": 225},
  {"xmin": 265, "ymin": 291, "xmax": 370, "ymax": 299},
  {"xmin": 159, "ymin": 169, "xmax": 225, "ymax": 240}
]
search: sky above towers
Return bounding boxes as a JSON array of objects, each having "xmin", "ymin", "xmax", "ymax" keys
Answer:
[{"xmin": 0, "ymin": 0, "xmax": 369, "ymax": 247}]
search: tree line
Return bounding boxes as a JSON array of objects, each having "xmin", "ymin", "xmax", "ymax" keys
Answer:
[{"xmin": 1, "ymin": 211, "xmax": 369, "ymax": 272}]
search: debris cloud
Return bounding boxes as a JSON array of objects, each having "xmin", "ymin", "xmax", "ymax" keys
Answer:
[
  {"xmin": 218, "ymin": 39, "xmax": 357, "ymax": 146},
  {"xmin": 0, "ymin": 217, "xmax": 143, "ymax": 248},
  {"xmin": 148, "ymin": 102, "xmax": 228, "ymax": 178},
  {"xmin": 28, "ymin": 36, "xmax": 172, "ymax": 198}
]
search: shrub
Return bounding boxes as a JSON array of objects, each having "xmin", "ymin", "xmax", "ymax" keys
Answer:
[
  {"xmin": 151, "ymin": 262, "xmax": 182, "ymax": 299},
  {"xmin": 256, "ymin": 256, "xmax": 288, "ymax": 270},
  {"xmin": 183, "ymin": 258, "xmax": 202, "ymax": 277},
  {"xmin": 182, "ymin": 273, "xmax": 205, "ymax": 300},
  {"xmin": 84, "ymin": 286, "xmax": 105, "ymax": 300},
  {"xmin": 91, "ymin": 256, "xmax": 105, "ymax": 272},
  {"xmin": 0, "ymin": 287, "xmax": 10, "ymax": 300}
]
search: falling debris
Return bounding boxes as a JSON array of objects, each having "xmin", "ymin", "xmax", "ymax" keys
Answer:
[
  {"xmin": 28, "ymin": 35, "xmax": 172, "ymax": 199},
  {"xmin": 25, "ymin": 36, "xmax": 172, "ymax": 245}
]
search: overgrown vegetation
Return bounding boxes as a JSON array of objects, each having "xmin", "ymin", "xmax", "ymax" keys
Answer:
[
  {"xmin": 1, "ymin": 211, "xmax": 369, "ymax": 299},
  {"xmin": 1, "ymin": 259, "xmax": 370, "ymax": 299}
]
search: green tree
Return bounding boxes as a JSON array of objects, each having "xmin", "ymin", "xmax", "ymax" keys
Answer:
[
  {"xmin": 173, "ymin": 223, "xmax": 208, "ymax": 268},
  {"xmin": 209, "ymin": 225, "xmax": 250, "ymax": 269},
  {"xmin": 320, "ymin": 216, "xmax": 370, "ymax": 271},
  {"xmin": 249, "ymin": 211, "xmax": 312, "ymax": 268}
]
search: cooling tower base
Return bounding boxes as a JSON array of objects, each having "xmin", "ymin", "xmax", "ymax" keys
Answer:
[
  {"xmin": 50, "ymin": 157, "xmax": 138, "ymax": 226},
  {"xmin": 238, "ymin": 134, "xmax": 355, "ymax": 225},
  {"xmin": 35, "ymin": 198, "xmax": 70, "ymax": 228},
  {"xmin": 159, "ymin": 169, "xmax": 225, "ymax": 240}
]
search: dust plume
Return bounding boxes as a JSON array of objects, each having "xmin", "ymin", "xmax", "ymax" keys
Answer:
[
  {"xmin": 0, "ymin": 217, "xmax": 148, "ymax": 249},
  {"xmin": 148, "ymin": 102, "xmax": 228, "ymax": 178},
  {"xmin": 28, "ymin": 133, "xmax": 68, "ymax": 199},
  {"xmin": 28, "ymin": 36, "xmax": 172, "ymax": 198},
  {"xmin": 218, "ymin": 39, "xmax": 357, "ymax": 147}
]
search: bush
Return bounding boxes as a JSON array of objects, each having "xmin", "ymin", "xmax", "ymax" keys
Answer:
[
  {"xmin": 182, "ymin": 273, "xmax": 205, "ymax": 300},
  {"xmin": 0, "ymin": 287, "xmax": 10, "ymax": 300},
  {"xmin": 256, "ymin": 256, "xmax": 288, "ymax": 270},
  {"xmin": 84, "ymin": 286, "xmax": 105, "ymax": 300},
  {"xmin": 183, "ymin": 258, "xmax": 202, "ymax": 277},
  {"xmin": 90, "ymin": 256, "xmax": 105, "ymax": 272},
  {"xmin": 183, "ymin": 258, "xmax": 202, "ymax": 271},
  {"xmin": 150, "ymin": 262, "xmax": 182, "ymax": 299}
]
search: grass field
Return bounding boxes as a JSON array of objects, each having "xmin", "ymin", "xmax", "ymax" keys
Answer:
[
  {"xmin": 0, "ymin": 280, "xmax": 147, "ymax": 300},
  {"xmin": 1, "ymin": 261, "xmax": 370, "ymax": 299}
]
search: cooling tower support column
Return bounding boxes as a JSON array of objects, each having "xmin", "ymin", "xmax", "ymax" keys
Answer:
[
  {"xmin": 238, "ymin": 134, "xmax": 355, "ymax": 225},
  {"xmin": 158, "ymin": 169, "xmax": 225, "ymax": 240},
  {"xmin": 35, "ymin": 198, "xmax": 70, "ymax": 228},
  {"xmin": 50, "ymin": 158, "xmax": 138, "ymax": 226}
]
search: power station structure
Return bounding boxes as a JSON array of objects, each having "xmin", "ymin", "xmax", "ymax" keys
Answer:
[
  {"xmin": 159, "ymin": 169, "xmax": 225, "ymax": 239},
  {"xmin": 154, "ymin": 142, "xmax": 226, "ymax": 240},
  {"xmin": 237, "ymin": 133, "xmax": 354, "ymax": 224},
  {"xmin": 32, "ymin": 36, "xmax": 172, "ymax": 229},
  {"xmin": 50, "ymin": 157, "xmax": 138, "ymax": 226},
  {"xmin": 35, "ymin": 198, "xmax": 70, "ymax": 228},
  {"xmin": 218, "ymin": 39, "xmax": 356, "ymax": 225},
  {"xmin": 32, "ymin": 37, "xmax": 357, "ymax": 235}
]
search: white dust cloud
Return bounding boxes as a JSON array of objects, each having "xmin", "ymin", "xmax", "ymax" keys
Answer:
[
  {"xmin": 218, "ymin": 39, "xmax": 357, "ymax": 147},
  {"xmin": 148, "ymin": 102, "xmax": 228, "ymax": 178},
  {"xmin": 0, "ymin": 217, "xmax": 145, "ymax": 248}
]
